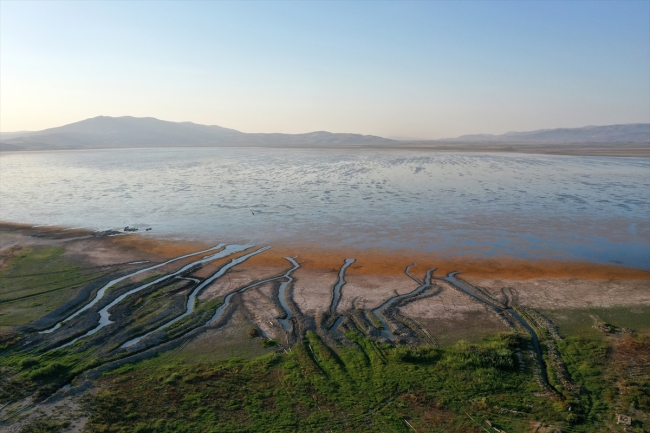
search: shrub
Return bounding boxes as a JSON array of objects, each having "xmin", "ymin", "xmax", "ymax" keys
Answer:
[
  {"xmin": 28, "ymin": 362, "xmax": 69, "ymax": 381},
  {"xmin": 263, "ymin": 339, "xmax": 278, "ymax": 348},
  {"xmin": 20, "ymin": 358, "xmax": 40, "ymax": 369}
]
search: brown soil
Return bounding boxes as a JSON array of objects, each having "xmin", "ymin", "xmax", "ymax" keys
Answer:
[
  {"xmin": 469, "ymin": 277, "xmax": 650, "ymax": 309},
  {"xmin": 198, "ymin": 264, "xmax": 284, "ymax": 301},
  {"xmin": 169, "ymin": 308, "xmax": 274, "ymax": 362},
  {"xmin": 291, "ymin": 268, "xmax": 340, "ymax": 316},
  {"xmin": 3, "ymin": 223, "xmax": 648, "ymax": 280},
  {"xmin": 0, "ymin": 245, "xmax": 22, "ymax": 272},
  {"xmin": 240, "ymin": 282, "xmax": 285, "ymax": 341},
  {"xmin": 107, "ymin": 235, "xmax": 211, "ymax": 260},
  {"xmin": 1, "ymin": 394, "xmax": 89, "ymax": 433}
]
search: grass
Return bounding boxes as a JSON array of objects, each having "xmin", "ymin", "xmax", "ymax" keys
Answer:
[
  {"xmin": 0, "ymin": 307, "xmax": 646, "ymax": 432},
  {"xmin": 77, "ymin": 327, "xmax": 649, "ymax": 433},
  {"xmin": 0, "ymin": 246, "xmax": 104, "ymax": 326},
  {"xmin": 0, "ymin": 343, "xmax": 114, "ymax": 403},
  {"xmin": 167, "ymin": 310, "xmax": 276, "ymax": 363},
  {"xmin": 79, "ymin": 332, "xmax": 568, "ymax": 432},
  {"xmin": 540, "ymin": 306, "xmax": 650, "ymax": 338},
  {"xmin": 1, "ymin": 242, "xmax": 647, "ymax": 431},
  {"xmin": 19, "ymin": 417, "xmax": 71, "ymax": 433}
]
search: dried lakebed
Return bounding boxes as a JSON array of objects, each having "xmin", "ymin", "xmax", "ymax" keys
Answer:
[{"xmin": 1, "ymin": 226, "xmax": 649, "ymax": 432}]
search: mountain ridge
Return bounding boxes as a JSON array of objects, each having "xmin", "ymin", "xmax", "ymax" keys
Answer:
[
  {"xmin": 0, "ymin": 116, "xmax": 395, "ymax": 150},
  {"xmin": 1, "ymin": 116, "xmax": 648, "ymax": 151},
  {"xmin": 439, "ymin": 123, "xmax": 649, "ymax": 143}
]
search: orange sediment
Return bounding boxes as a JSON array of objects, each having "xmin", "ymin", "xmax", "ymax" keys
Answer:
[
  {"xmin": 2, "ymin": 223, "xmax": 648, "ymax": 280},
  {"xmin": 107, "ymin": 235, "xmax": 211, "ymax": 259},
  {"xmin": 240, "ymin": 244, "xmax": 650, "ymax": 280}
]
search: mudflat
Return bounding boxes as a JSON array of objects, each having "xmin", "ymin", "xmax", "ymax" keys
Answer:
[{"xmin": 1, "ymin": 222, "xmax": 649, "ymax": 432}]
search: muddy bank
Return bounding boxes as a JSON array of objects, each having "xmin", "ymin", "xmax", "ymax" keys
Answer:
[
  {"xmin": 3, "ymin": 222, "xmax": 648, "ymax": 280},
  {"xmin": 244, "ymin": 242, "xmax": 650, "ymax": 279}
]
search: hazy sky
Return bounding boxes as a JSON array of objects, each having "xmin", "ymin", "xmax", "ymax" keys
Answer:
[{"xmin": 1, "ymin": 1, "xmax": 649, "ymax": 139}]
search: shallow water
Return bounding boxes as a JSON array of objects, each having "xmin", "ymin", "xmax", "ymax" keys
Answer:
[
  {"xmin": 277, "ymin": 257, "xmax": 300, "ymax": 332},
  {"xmin": 55, "ymin": 244, "xmax": 254, "ymax": 349},
  {"xmin": 330, "ymin": 258, "xmax": 356, "ymax": 315},
  {"xmin": 1, "ymin": 147, "xmax": 648, "ymax": 268},
  {"xmin": 372, "ymin": 268, "xmax": 434, "ymax": 341},
  {"xmin": 119, "ymin": 246, "xmax": 269, "ymax": 349}
]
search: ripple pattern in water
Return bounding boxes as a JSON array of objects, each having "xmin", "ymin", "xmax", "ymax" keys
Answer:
[{"xmin": 1, "ymin": 148, "xmax": 648, "ymax": 268}]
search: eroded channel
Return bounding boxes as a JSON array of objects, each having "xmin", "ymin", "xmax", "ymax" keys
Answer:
[
  {"xmin": 53, "ymin": 244, "xmax": 252, "ymax": 349},
  {"xmin": 277, "ymin": 257, "xmax": 300, "ymax": 332},
  {"xmin": 441, "ymin": 272, "xmax": 551, "ymax": 388},
  {"xmin": 329, "ymin": 258, "xmax": 355, "ymax": 315},
  {"xmin": 328, "ymin": 258, "xmax": 355, "ymax": 336},
  {"xmin": 121, "ymin": 246, "xmax": 271, "ymax": 348},
  {"xmin": 40, "ymin": 244, "xmax": 227, "ymax": 334},
  {"xmin": 205, "ymin": 256, "xmax": 298, "ymax": 327},
  {"xmin": 371, "ymin": 266, "xmax": 434, "ymax": 341}
]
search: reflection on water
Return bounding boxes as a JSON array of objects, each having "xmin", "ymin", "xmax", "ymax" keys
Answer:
[{"xmin": 1, "ymin": 148, "xmax": 648, "ymax": 268}]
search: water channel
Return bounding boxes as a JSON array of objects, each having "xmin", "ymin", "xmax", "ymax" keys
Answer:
[
  {"xmin": 371, "ymin": 267, "xmax": 434, "ymax": 341},
  {"xmin": 121, "ymin": 247, "xmax": 270, "ymax": 348},
  {"xmin": 54, "ymin": 244, "xmax": 252, "ymax": 349},
  {"xmin": 40, "ymin": 244, "xmax": 226, "ymax": 334},
  {"xmin": 441, "ymin": 272, "xmax": 550, "ymax": 387}
]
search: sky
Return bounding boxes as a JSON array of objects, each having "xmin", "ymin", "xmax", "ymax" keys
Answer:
[{"xmin": 1, "ymin": 1, "xmax": 649, "ymax": 139}]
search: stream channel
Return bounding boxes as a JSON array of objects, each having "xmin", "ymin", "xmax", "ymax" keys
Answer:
[
  {"xmin": 121, "ymin": 246, "xmax": 271, "ymax": 348},
  {"xmin": 204, "ymin": 256, "xmax": 298, "ymax": 330},
  {"xmin": 40, "ymin": 244, "xmax": 227, "ymax": 334},
  {"xmin": 276, "ymin": 258, "xmax": 300, "ymax": 332},
  {"xmin": 55, "ymin": 244, "xmax": 252, "ymax": 349},
  {"xmin": 371, "ymin": 266, "xmax": 434, "ymax": 341},
  {"xmin": 441, "ymin": 272, "xmax": 550, "ymax": 387},
  {"xmin": 328, "ymin": 258, "xmax": 355, "ymax": 336}
]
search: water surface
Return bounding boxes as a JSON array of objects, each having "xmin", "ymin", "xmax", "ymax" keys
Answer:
[{"xmin": 1, "ymin": 147, "xmax": 648, "ymax": 269}]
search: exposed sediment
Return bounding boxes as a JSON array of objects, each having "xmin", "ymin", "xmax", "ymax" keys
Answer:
[
  {"xmin": 6, "ymin": 226, "xmax": 648, "ymax": 409},
  {"xmin": 370, "ymin": 266, "xmax": 436, "ymax": 340},
  {"xmin": 39, "ymin": 244, "xmax": 228, "ymax": 334},
  {"xmin": 121, "ymin": 247, "xmax": 270, "ymax": 348},
  {"xmin": 49, "ymin": 245, "xmax": 253, "ymax": 350},
  {"xmin": 440, "ymin": 271, "xmax": 558, "ymax": 394}
]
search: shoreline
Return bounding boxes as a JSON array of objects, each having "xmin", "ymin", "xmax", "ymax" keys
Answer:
[
  {"xmin": 0, "ymin": 143, "xmax": 648, "ymax": 157},
  {"xmin": 2, "ymin": 221, "xmax": 648, "ymax": 280}
]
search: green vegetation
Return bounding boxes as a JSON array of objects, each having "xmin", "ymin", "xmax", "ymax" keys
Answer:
[
  {"xmin": 0, "ymin": 308, "xmax": 646, "ymax": 432},
  {"xmin": 20, "ymin": 417, "xmax": 71, "ymax": 433},
  {"xmin": 557, "ymin": 334, "xmax": 650, "ymax": 427},
  {"xmin": 1, "ymin": 240, "xmax": 647, "ymax": 432},
  {"xmin": 74, "ymin": 333, "xmax": 593, "ymax": 432},
  {"xmin": 0, "ymin": 345, "xmax": 111, "ymax": 403},
  {"xmin": 0, "ymin": 246, "xmax": 105, "ymax": 327},
  {"xmin": 541, "ymin": 306, "xmax": 650, "ymax": 337}
]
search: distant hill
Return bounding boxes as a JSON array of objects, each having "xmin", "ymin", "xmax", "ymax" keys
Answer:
[
  {"xmin": 0, "ymin": 116, "xmax": 396, "ymax": 151},
  {"xmin": 438, "ymin": 123, "xmax": 650, "ymax": 144},
  {"xmin": 1, "ymin": 117, "xmax": 648, "ymax": 151}
]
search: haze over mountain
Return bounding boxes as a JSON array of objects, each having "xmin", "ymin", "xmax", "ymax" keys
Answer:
[
  {"xmin": 0, "ymin": 116, "xmax": 396, "ymax": 151},
  {"xmin": 0, "ymin": 116, "xmax": 648, "ymax": 151},
  {"xmin": 440, "ymin": 123, "xmax": 650, "ymax": 144}
]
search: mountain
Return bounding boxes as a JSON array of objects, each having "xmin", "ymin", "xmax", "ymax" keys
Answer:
[
  {"xmin": 2, "ymin": 118, "xmax": 648, "ymax": 151},
  {"xmin": 439, "ymin": 123, "xmax": 650, "ymax": 143},
  {"xmin": 0, "ymin": 116, "xmax": 396, "ymax": 151}
]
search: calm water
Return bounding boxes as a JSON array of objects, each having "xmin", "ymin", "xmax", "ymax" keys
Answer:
[{"xmin": 1, "ymin": 148, "xmax": 648, "ymax": 269}]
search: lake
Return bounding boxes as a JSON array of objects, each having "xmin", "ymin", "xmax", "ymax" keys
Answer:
[{"xmin": 1, "ymin": 147, "xmax": 648, "ymax": 269}]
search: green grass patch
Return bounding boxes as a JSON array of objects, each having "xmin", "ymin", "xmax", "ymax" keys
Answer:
[
  {"xmin": 541, "ymin": 306, "xmax": 650, "ymax": 338},
  {"xmin": 80, "ymin": 330, "xmax": 650, "ymax": 432},
  {"xmin": 83, "ymin": 332, "xmax": 581, "ymax": 433},
  {"xmin": 0, "ymin": 246, "xmax": 104, "ymax": 326}
]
